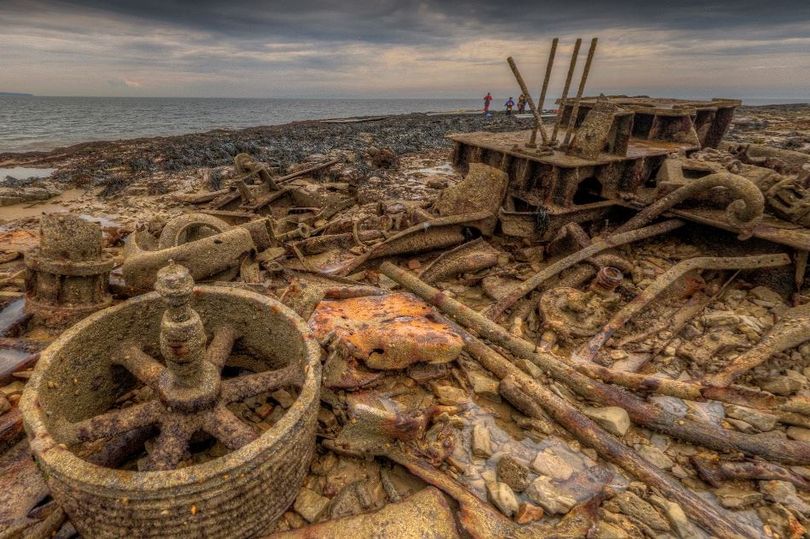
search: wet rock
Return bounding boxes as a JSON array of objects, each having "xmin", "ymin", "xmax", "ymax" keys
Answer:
[
  {"xmin": 471, "ymin": 424, "xmax": 493, "ymax": 458},
  {"xmin": 294, "ymin": 487, "xmax": 331, "ymax": 523},
  {"xmin": 467, "ymin": 371, "xmax": 501, "ymax": 402},
  {"xmin": 496, "ymin": 454, "xmax": 530, "ymax": 492},
  {"xmin": 486, "ymin": 481, "xmax": 519, "ymax": 517},
  {"xmin": 714, "ymin": 485, "xmax": 763, "ymax": 509},
  {"xmin": 531, "ymin": 448, "xmax": 574, "ymax": 481},
  {"xmin": 725, "ymin": 405, "xmax": 777, "ymax": 432},
  {"xmin": 525, "ymin": 476, "xmax": 577, "ymax": 515},
  {"xmin": 515, "ymin": 501, "xmax": 544, "ymax": 524},
  {"xmin": 583, "ymin": 406, "xmax": 631, "ymax": 437},
  {"xmin": 605, "ymin": 491, "xmax": 670, "ymax": 532}
]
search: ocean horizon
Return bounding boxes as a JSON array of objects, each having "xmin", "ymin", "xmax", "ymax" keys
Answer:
[{"xmin": 1, "ymin": 95, "xmax": 808, "ymax": 154}]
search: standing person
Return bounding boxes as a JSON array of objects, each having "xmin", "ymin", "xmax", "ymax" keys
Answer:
[
  {"xmin": 505, "ymin": 97, "xmax": 515, "ymax": 115},
  {"xmin": 483, "ymin": 92, "xmax": 493, "ymax": 113},
  {"xmin": 517, "ymin": 93, "xmax": 527, "ymax": 113}
]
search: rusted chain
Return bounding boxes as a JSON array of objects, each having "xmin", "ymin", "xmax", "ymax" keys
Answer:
[
  {"xmin": 380, "ymin": 262, "xmax": 810, "ymax": 465},
  {"xmin": 486, "ymin": 219, "xmax": 684, "ymax": 320},
  {"xmin": 574, "ymin": 253, "xmax": 792, "ymax": 363}
]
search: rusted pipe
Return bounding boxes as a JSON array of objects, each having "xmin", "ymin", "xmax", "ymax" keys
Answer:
[
  {"xmin": 708, "ymin": 301, "xmax": 810, "ymax": 387},
  {"xmin": 462, "ymin": 333, "xmax": 749, "ymax": 538},
  {"xmin": 562, "ymin": 37, "xmax": 598, "ymax": 148},
  {"xmin": 551, "ymin": 38, "xmax": 582, "ymax": 144},
  {"xmin": 613, "ymin": 172, "xmax": 765, "ymax": 237},
  {"xmin": 486, "ymin": 219, "xmax": 684, "ymax": 320},
  {"xmin": 528, "ymin": 37, "xmax": 558, "ymax": 147},
  {"xmin": 574, "ymin": 253, "xmax": 792, "ymax": 363},
  {"xmin": 506, "ymin": 57, "xmax": 545, "ymax": 131},
  {"xmin": 380, "ymin": 262, "xmax": 810, "ymax": 465}
]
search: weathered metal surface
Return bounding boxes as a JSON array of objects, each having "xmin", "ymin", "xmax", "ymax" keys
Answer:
[
  {"xmin": 309, "ymin": 292, "xmax": 463, "ymax": 370},
  {"xmin": 418, "ymin": 238, "xmax": 499, "ymax": 283},
  {"xmin": 20, "ymin": 263, "xmax": 322, "ymax": 538},
  {"xmin": 24, "ymin": 214, "xmax": 114, "ymax": 326}
]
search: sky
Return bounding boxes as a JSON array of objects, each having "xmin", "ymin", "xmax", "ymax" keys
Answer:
[{"xmin": 1, "ymin": 0, "xmax": 809, "ymax": 99}]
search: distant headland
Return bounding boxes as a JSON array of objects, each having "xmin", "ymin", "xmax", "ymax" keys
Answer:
[{"xmin": 0, "ymin": 92, "xmax": 33, "ymax": 96}]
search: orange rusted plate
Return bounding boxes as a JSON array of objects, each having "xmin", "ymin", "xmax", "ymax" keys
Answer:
[{"xmin": 309, "ymin": 292, "xmax": 463, "ymax": 370}]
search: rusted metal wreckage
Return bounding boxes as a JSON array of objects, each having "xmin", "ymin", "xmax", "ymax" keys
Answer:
[{"xmin": 2, "ymin": 37, "xmax": 810, "ymax": 539}]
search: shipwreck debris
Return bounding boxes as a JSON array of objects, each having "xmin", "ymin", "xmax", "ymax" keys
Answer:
[{"xmin": 20, "ymin": 262, "xmax": 321, "ymax": 537}]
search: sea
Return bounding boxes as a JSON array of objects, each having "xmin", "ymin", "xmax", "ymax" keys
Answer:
[{"xmin": 0, "ymin": 95, "xmax": 807, "ymax": 154}]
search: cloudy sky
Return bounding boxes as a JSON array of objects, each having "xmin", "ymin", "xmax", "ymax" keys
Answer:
[{"xmin": 2, "ymin": 0, "xmax": 809, "ymax": 99}]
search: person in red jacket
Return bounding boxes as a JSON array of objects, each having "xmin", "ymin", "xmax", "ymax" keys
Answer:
[{"xmin": 483, "ymin": 92, "xmax": 493, "ymax": 113}]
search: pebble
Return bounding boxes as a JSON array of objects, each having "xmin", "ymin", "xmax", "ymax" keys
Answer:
[
  {"xmin": 762, "ymin": 375, "xmax": 802, "ymax": 396},
  {"xmin": 0, "ymin": 395, "xmax": 10, "ymax": 415},
  {"xmin": 760, "ymin": 480, "xmax": 810, "ymax": 515},
  {"xmin": 467, "ymin": 371, "xmax": 501, "ymax": 402},
  {"xmin": 433, "ymin": 384, "xmax": 468, "ymax": 406},
  {"xmin": 592, "ymin": 521, "xmax": 631, "ymax": 539},
  {"xmin": 637, "ymin": 445, "xmax": 674, "ymax": 470},
  {"xmin": 496, "ymin": 455, "xmax": 530, "ymax": 492},
  {"xmin": 525, "ymin": 476, "xmax": 576, "ymax": 515},
  {"xmin": 714, "ymin": 486, "xmax": 762, "ymax": 509},
  {"xmin": 293, "ymin": 487, "xmax": 330, "ymax": 523},
  {"xmin": 514, "ymin": 502, "xmax": 544, "ymax": 524},
  {"xmin": 583, "ymin": 406, "xmax": 631, "ymax": 437},
  {"xmin": 531, "ymin": 448, "xmax": 574, "ymax": 481},
  {"xmin": 787, "ymin": 426, "xmax": 810, "ymax": 442},
  {"xmin": 471, "ymin": 424, "xmax": 493, "ymax": 458},
  {"xmin": 486, "ymin": 481, "xmax": 519, "ymax": 517},
  {"xmin": 725, "ymin": 405, "xmax": 777, "ymax": 432}
]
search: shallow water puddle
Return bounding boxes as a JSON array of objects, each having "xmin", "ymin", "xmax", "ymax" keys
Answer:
[{"xmin": 0, "ymin": 299, "xmax": 25, "ymax": 336}]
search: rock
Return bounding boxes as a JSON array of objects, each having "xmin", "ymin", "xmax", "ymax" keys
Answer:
[
  {"xmin": 760, "ymin": 480, "xmax": 810, "ymax": 515},
  {"xmin": 531, "ymin": 448, "xmax": 574, "ymax": 481},
  {"xmin": 514, "ymin": 502, "xmax": 544, "ymax": 524},
  {"xmin": 592, "ymin": 521, "xmax": 631, "ymax": 539},
  {"xmin": 638, "ymin": 445, "xmax": 674, "ymax": 470},
  {"xmin": 583, "ymin": 406, "xmax": 631, "ymax": 437},
  {"xmin": 467, "ymin": 371, "xmax": 501, "ymax": 402},
  {"xmin": 486, "ymin": 481, "xmax": 519, "ymax": 517},
  {"xmin": 606, "ymin": 491, "xmax": 670, "ymax": 532},
  {"xmin": 0, "ymin": 395, "xmax": 10, "ymax": 415},
  {"xmin": 650, "ymin": 497, "xmax": 702, "ymax": 539},
  {"xmin": 714, "ymin": 486, "xmax": 762, "ymax": 509},
  {"xmin": 749, "ymin": 286, "xmax": 784, "ymax": 305},
  {"xmin": 433, "ymin": 384, "xmax": 468, "ymax": 406},
  {"xmin": 787, "ymin": 426, "xmax": 810, "ymax": 442},
  {"xmin": 762, "ymin": 375, "xmax": 802, "ymax": 396},
  {"xmin": 294, "ymin": 487, "xmax": 330, "ymax": 523},
  {"xmin": 271, "ymin": 389, "xmax": 295, "ymax": 408},
  {"xmin": 725, "ymin": 405, "xmax": 777, "ymax": 432},
  {"xmin": 426, "ymin": 178, "xmax": 448, "ymax": 189},
  {"xmin": 497, "ymin": 455, "xmax": 530, "ymax": 492},
  {"xmin": 525, "ymin": 476, "xmax": 577, "ymax": 515},
  {"xmin": 471, "ymin": 424, "xmax": 493, "ymax": 458}
]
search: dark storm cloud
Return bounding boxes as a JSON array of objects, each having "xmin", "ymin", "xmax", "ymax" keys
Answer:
[
  {"xmin": 1, "ymin": 0, "xmax": 808, "ymax": 97},
  {"xmin": 26, "ymin": 0, "xmax": 810, "ymax": 44}
]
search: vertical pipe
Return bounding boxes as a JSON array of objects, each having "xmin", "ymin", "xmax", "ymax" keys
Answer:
[
  {"xmin": 562, "ymin": 37, "xmax": 599, "ymax": 147},
  {"xmin": 528, "ymin": 37, "xmax": 559, "ymax": 147},
  {"xmin": 550, "ymin": 38, "xmax": 582, "ymax": 143},
  {"xmin": 506, "ymin": 57, "xmax": 545, "ymax": 130}
]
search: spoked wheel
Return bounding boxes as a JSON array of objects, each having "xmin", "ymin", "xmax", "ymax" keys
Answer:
[
  {"xmin": 59, "ymin": 262, "xmax": 303, "ymax": 471},
  {"xmin": 21, "ymin": 261, "xmax": 321, "ymax": 538}
]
